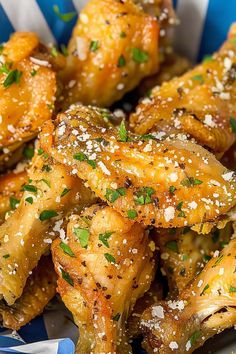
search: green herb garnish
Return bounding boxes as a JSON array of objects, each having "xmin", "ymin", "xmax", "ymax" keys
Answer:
[
  {"xmin": 127, "ymin": 209, "xmax": 138, "ymax": 219},
  {"xmin": 165, "ymin": 240, "xmax": 179, "ymax": 253},
  {"xmin": 230, "ymin": 117, "xmax": 236, "ymax": 133},
  {"xmin": 132, "ymin": 48, "xmax": 149, "ymax": 63},
  {"xmin": 73, "ymin": 152, "xmax": 96, "ymax": 169},
  {"xmin": 61, "ymin": 188, "xmax": 71, "ymax": 197},
  {"xmin": 104, "ymin": 253, "xmax": 116, "ymax": 263},
  {"xmin": 200, "ymin": 283, "xmax": 209, "ymax": 296},
  {"xmin": 74, "ymin": 227, "xmax": 89, "ymax": 248},
  {"xmin": 117, "ymin": 55, "xmax": 126, "ymax": 67},
  {"xmin": 119, "ymin": 120, "xmax": 128, "ymax": 142},
  {"xmin": 134, "ymin": 187, "xmax": 155, "ymax": 205},
  {"xmin": 105, "ymin": 187, "xmax": 126, "ymax": 203},
  {"xmin": 23, "ymin": 146, "xmax": 34, "ymax": 159},
  {"xmin": 53, "ymin": 5, "xmax": 76, "ymax": 22},
  {"xmin": 39, "ymin": 210, "xmax": 58, "ymax": 221},
  {"xmin": 25, "ymin": 197, "xmax": 33, "ymax": 204},
  {"xmin": 90, "ymin": 40, "xmax": 99, "ymax": 52},
  {"xmin": 22, "ymin": 184, "xmax": 37, "ymax": 193},
  {"xmin": 61, "ymin": 268, "xmax": 74, "ymax": 286},
  {"xmin": 99, "ymin": 232, "xmax": 113, "ymax": 248},
  {"xmin": 9, "ymin": 197, "xmax": 20, "ymax": 210},
  {"xmin": 60, "ymin": 242, "xmax": 75, "ymax": 257}
]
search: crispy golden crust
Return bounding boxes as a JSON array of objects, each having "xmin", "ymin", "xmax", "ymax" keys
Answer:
[
  {"xmin": 0, "ymin": 170, "xmax": 28, "ymax": 222},
  {"xmin": 0, "ymin": 32, "xmax": 59, "ymax": 154},
  {"xmin": 59, "ymin": 0, "xmax": 159, "ymax": 108},
  {"xmin": 141, "ymin": 237, "xmax": 236, "ymax": 354},
  {"xmin": 52, "ymin": 204, "xmax": 156, "ymax": 353},
  {"xmin": 130, "ymin": 24, "xmax": 236, "ymax": 154},
  {"xmin": 155, "ymin": 223, "xmax": 232, "ymax": 295},
  {"xmin": 0, "ymin": 256, "xmax": 57, "ymax": 330},
  {"xmin": 0, "ymin": 151, "xmax": 95, "ymax": 305},
  {"xmin": 41, "ymin": 104, "xmax": 236, "ymax": 229}
]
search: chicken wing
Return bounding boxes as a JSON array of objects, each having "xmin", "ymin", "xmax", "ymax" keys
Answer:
[
  {"xmin": 0, "ymin": 169, "xmax": 27, "ymax": 223},
  {"xmin": 155, "ymin": 222, "xmax": 232, "ymax": 295},
  {"xmin": 0, "ymin": 32, "xmax": 64, "ymax": 166},
  {"xmin": 41, "ymin": 104, "xmax": 236, "ymax": 229},
  {"xmin": 130, "ymin": 24, "xmax": 236, "ymax": 155},
  {"xmin": 0, "ymin": 256, "xmax": 57, "ymax": 330},
  {"xmin": 141, "ymin": 236, "xmax": 236, "ymax": 353},
  {"xmin": 0, "ymin": 149, "xmax": 95, "ymax": 305},
  {"xmin": 58, "ymin": 0, "xmax": 159, "ymax": 108},
  {"xmin": 52, "ymin": 204, "xmax": 156, "ymax": 353}
]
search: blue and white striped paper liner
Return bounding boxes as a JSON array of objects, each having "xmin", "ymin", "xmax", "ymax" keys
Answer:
[{"xmin": 0, "ymin": 0, "xmax": 236, "ymax": 61}]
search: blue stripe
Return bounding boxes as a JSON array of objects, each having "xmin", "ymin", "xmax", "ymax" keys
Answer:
[
  {"xmin": 198, "ymin": 0, "xmax": 236, "ymax": 61},
  {"xmin": 36, "ymin": 0, "xmax": 78, "ymax": 44},
  {"xmin": 0, "ymin": 337, "xmax": 24, "ymax": 349},
  {"xmin": 0, "ymin": 3, "xmax": 14, "ymax": 43},
  {"xmin": 173, "ymin": 0, "xmax": 178, "ymax": 9},
  {"xmin": 18, "ymin": 315, "xmax": 48, "ymax": 343},
  {"xmin": 57, "ymin": 338, "xmax": 75, "ymax": 354}
]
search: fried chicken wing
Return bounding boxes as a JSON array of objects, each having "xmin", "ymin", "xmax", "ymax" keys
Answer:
[
  {"xmin": 156, "ymin": 223, "xmax": 232, "ymax": 295},
  {"xmin": 0, "ymin": 150, "xmax": 95, "ymax": 305},
  {"xmin": 130, "ymin": 24, "xmax": 236, "ymax": 155},
  {"xmin": 0, "ymin": 256, "xmax": 56, "ymax": 330},
  {"xmin": 52, "ymin": 204, "xmax": 156, "ymax": 353},
  {"xmin": 59, "ymin": 0, "xmax": 159, "ymax": 108},
  {"xmin": 41, "ymin": 104, "xmax": 236, "ymax": 229},
  {"xmin": 0, "ymin": 32, "xmax": 64, "ymax": 165},
  {"xmin": 141, "ymin": 237, "xmax": 236, "ymax": 353},
  {"xmin": 0, "ymin": 169, "xmax": 27, "ymax": 223}
]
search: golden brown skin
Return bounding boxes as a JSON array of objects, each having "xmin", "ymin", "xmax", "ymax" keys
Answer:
[
  {"xmin": 156, "ymin": 223, "xmax": 232, "ymax": 295},
  {"xmin": 0, "ymin": 32, "xmax": 64, "ymax": 165},
  {"xmin": 0, "ymin": 256, "xmax": 57, "ymax": 330},
  {"xmin": 141, "ymin": 237, "xmax": 236, "ymax": 353},
  {"xmin": 130, "ymin": 24, "xmax": 236, "ymax": 155},
  {"xmin": 41, "ymin": 104, "xmax": 236, "ymax": 229},
  {"xmin": 0, "ymin": 170, "xmax": 28, "ymax": 223},
  {"xmin": 59, "ymin": 0, "xmax": 159, "ymax": 108},
  {"xmin": 0, "ymin": 150, "xmax": 95, "ymax": 305},
  {"xmin": 52, "ymin": 204, "xmax": 156, "ymax": 354}
]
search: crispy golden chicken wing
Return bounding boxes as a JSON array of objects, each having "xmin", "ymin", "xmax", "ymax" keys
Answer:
[
  {"xmin": 0, "ymin": 32, "xmax": 64, "ymax": 165},
  {"xmin": 0, "ymin": 256, "xmax": 57, "ymax": 330},
  {"xmin": 0, "ymin": 169, "xmax": 27, "ymax": 223},
  {"xmin": 52, "ymin": 204, "xmax": 156, "ymax": 353},
  {"xmin": 155, "ymin": 223, "xmax": 232, "ymax": 295},
  {"xmin": 41, "ymin": 104, "xmax": 236, "ymax": 229},
  {"xmin": 141, "ymin": 237, "xmax": 236, "ymax": 353},
  {"xmin": 0, "ymin": 150, "xmax": 95, "ymax": 305},
  {"xmin": 59, "ymin": 0, "xmax": 159, "ymax": 108},
  {"xmin": 130, "ymin": 24, "xmax": 236, "ymax": 155}
]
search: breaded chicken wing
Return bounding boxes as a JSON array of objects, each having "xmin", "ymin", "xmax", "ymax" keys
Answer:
[
  {"xmin": 59, "ymin": 0, "xmax": 159, "ymax": 108},
  {"xmin": 52, "ymin": 204, "xmax": 156, "ymax": 353},
  {"xmin": 0, "ymin": 256, "xmax": 56, "ymax": 330},
  {"xmin": 130, "ymin": 24, "xmax": 236, "ymax": 155},
  {"xmin": 0, "ymin": 169, "xmax": 27, "ymax": 223},
  {"xmin": 141, "ymin": 237, "xmax": 236, "ymax": 353},
  {"xmin": 41, "ymin": 104, "xmax": 236, "ymax": 229},
  {"xmin": 0, "ymin": 150, "xmax": 95, "ymax": 305},
  {"xmin": 0, "ymin": 32, "xmax": 64, "ymax": 165},
  {"xmin": 156, "ymin": 223, "xmax": 232, "ymax": 294}
]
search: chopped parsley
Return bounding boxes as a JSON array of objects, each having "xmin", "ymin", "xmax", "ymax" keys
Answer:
[
  {"xmin": 30, "ymin": 69, "xmax": 37, "ymax": 76},
  {"xmin": 53, "ymin": 5, "xmax": 76, "ymax": 22},
  {"xmin": 181, "ymin": 177, "xmax": 203, "ymax": 187},
  {"xmin": 189, "ymin": 330, "xmax": 202, "ymax": 347},
  {"xmin": 192, "ymin": 74, "xmax": 204, "ymax": 84},
  {"xmin": 117, "ymin": 54, "xmax": 126, "ymax": 67},
  {"xmin": 113, "ymin": 313, "xmax": 121, "ymax": 321},
  {"xmin": 22, "ymin": 184, "xmax": 37, "ymax": 193},
  {"xmin": 90, "ymin": 40, "xmax": 99, "ymax": 52},
  {"xmin": 3, "ymin": 254, "xmax": 10, "ymax": 259},
  {"xmin": 230, "ymin": 117, "xmax": 236, "ymax": 133},
  {"xmin": 74, "ymin": 227, "xmax": 89, "ymax": 248},
  {"xmin": 42, "ymin": 164, "xmax": 51, "ymax": 172},
  {"xmin": 99, "ymin": 232, "xmax": 113, "ymax": 248},
  {"xmin": 120, "ymin": 31, "xmax": 126, "ymax": 38},
  {"xmin": 212, "ymin": 254, "xmax": 224, "ymax": 267},
  {"xmin": 23, "ymin": 146, "xmax": 34, "ymax": 159},
  {"xmin": 200, "ymin": 283, "xmax": 209, "ymax": 296},
  {"xmin": 25, "ymin": 197, "xmax": 33, "ymax": 204},
  {"xmin": 61, "ymin": 268, "xmax": 74, "ymax": 286},
  {"xmin": 59, "ymin": 242, "xmax": 75, "ymax": 257},
  {"xmin": 165, "ymin": 240, "xmax": 179, "ymax": 253},
  {"xmin": 39, "ymin": 210, "xmax": 58, "ymax": 221},
  {"xmin": 229, "ymin": 286, "xmax": 236, "ymax": 293},
  {"xmin": 176, "ymin": 201, "xmax": 183, "ymax": 211},
  {"xmin": 3, "ymin": 69, "xmax": 22, "ymax": 88},
  {"xmin": 38, "ymin": 148, "xmax": 44, "ymax": 155},
  {"xmin": 104, "ymin": 253, "xmax": 116, "ymax": 263},
  {"xmin": 118, "ymin": 120, "xmax": 128, "ymax": 142},
  {"xmin": 182, "ymin": 254, "xmax": 188, "ymax": 261},
  {"xmin": 61, "ymin": 188, "xmax": 71, "ymax": 197},
  {"xmin": 132, "ymin": 48, "xmax": 149, "ymax": 63},
  {"xmin": 105, "ymin": 187, "xmax": 126, "ymax": 203},
  {"xmin": 73, "ymin": 152, "xmax": 96, "ymax": 169},
  {"xmin": 134, "ymin": 187, "xmax": 155, "ymax": 205},
  {"xmin": 169, "ymin": 185, "xmax": 176, "ymax": 194},
  {"xmin": 9, "ymin": 197, "xmax": 20, "ymax": 210},
  {"xmin": 127, "ymin": 209, "xmax": 138, "ymax": 220}
]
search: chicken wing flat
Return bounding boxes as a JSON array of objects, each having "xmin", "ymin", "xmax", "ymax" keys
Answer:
[
  {"xmin": 0, "ymin": 256, "xmax": 56, "ymax": 330},
  {"xmin": 0, "ymin": 169, "xmax": 27, "ymax": 223},
  {"xmin": 156, "ymin": 223, "xmax": 232, "ymax": 294},
  {"xmin": 0, "ymin": 150, "xmax": 95, "ymax": 305},
  {"xmin": 59, "ymin": 0, "xmax": 159, "ymax": 108},
  {"xmin": 41, "ymin": 104, "xmax": 236, "ymax": 229},
  {"xmin": 141, "ymin": 236, "xmax": 236, "ymax": 353},
  {"xmin": 0, "ymin": 32, "xmax": 63, "ymax": 164},
  {"xmin": 52, "ymin": 204, "xmax": 156, "ymax": 353},
  {"xmin": 130, "ymin": 24, "xmax": 236, "ymax": 155}
]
